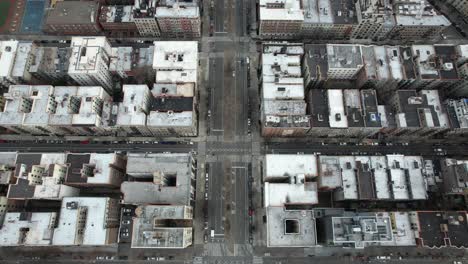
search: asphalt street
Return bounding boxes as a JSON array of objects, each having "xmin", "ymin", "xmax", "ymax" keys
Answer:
[
  {"xmin": 208, "ymin": 161, "xmax": 225, "ymax": 238},
  {"xmin": 265, "ymin": 142, "xmax": 468, "ymax": 157}
]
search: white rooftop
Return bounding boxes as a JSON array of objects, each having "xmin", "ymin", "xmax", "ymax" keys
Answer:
[
  {"xmin": 156, "ymin": 0, "xmax": 199, "ymax": 18},
  {"xmin": 156, "ymin": 69, "xmax": 197, "ymax": 83},
  {"xmin": 69, "ymin": 37, "xmax": 111, "ymax": 74},
  {"xmin": 117, "ymin": 85, "xmax": 149, "ymax": 127},
  {"xmin": 404, "ymin": 156, "xmax": 427, "ymax": 200},
  {"xmin": 12, "ymin": 42, "xmax": 34, "ymax": 78},
  {"xmin": 71, "ymin": 86, "xmax": 111, "ymax": 126},
  {"xmin": 266, "ymin": 207, "xmax": 316, "ymax": 247},
  {"xmin": 147, "ymin": 111, "xmax": 194, "ymax": 127},
  {"xmin": 370, "ymin": 156, "xmax": 391, "ymax": 200},
  {"xmin": 22, "ymin": 85, "xmax": 54, "ymax": 127},
  {"xmin": 259, "ymin": 0, "xmax": 304, "ymax": 21},
  {"xmin": 328, "ymin": 90, "xmax": 348, "ymax": 128},
  {"xmin": 339, "ymin": 156, "xmax": 358, "ymax": 199},
  {"xmin": 420, "ymin": 90, "xmax": 450, "ymax": 128},
  {"xmin": 262, "ymin": 83, "xmax": 304, "ymax": 100},
  {"xmin": 48, "ymin": 86, "xmax": 79, "ymax": 127},
  {"xmin": 265, "ymin": 154, "xmax": 318, "ymax": 178},
  {"xmin": 0, "ymin": 40, "xmax": 19, "ymax": 78},
  {"xmin": 53, "ymin": 197, "xmax": 113, "ymax": 246},
  {"xmin": 387, "ymin": 212, "xmax": 416, "ymax": 246},
  {"xmin": 0, "ymin": 212, "xmax": 56, "ymax": 246},
  {"xmin": 394, "ymin": 0, "xmax": 450, "ymax": 26},
  {"xmin": 303, "ymin": 0, "xmax": 333, "ymax": 24},
  {"xmin": 153, "ymin": 41, "xmax": 198, "ymax": 71},
  {"xmin": 265, "ymin": 180, "xmax": 318, "ymax": 207}
]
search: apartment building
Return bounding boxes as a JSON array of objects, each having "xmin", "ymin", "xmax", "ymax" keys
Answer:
[
  {"xmin": 389, "ymin": 90, "xmax": 450, "ymax": 137},
  {"xmin": 147, "ymin": 83, "xmax": 197, "ymax": 136},
  {"xmin": 28, "ymin": 47, "xmax": 72, "ymax": 85},
  {"xmin": 131, "ymin": 205, "xmax": 193, "ymax": 248},
  {"xmin": 52, "ymin": 197, "xmax": 119, "ymax": 246},
  {"xmin": 68, "ymin": 37, "xmax": 114, "ymax": 95},
  {"xmin": 63, "ymin": 153, "xmax": 126, "ymax": 187},
  {"xmin": 389, "ymin": 0, "xmax": 450, "ymax": 40},
  {"xmin": 0, "ymin": 212, "xmax": 58, "ymax": 246},
  {"xmin": 439, "ymin": 158, "xmax": 468, "ymax": 195},
  {"xmin": 121, "ymin": 153, "xmax": 196, "ymax": 206},
  {"xmin": 7, "ymin": 153, "xmax": 80, "ymax": 200},
  {"xmin": 156, "ymin": 0, "xmax": 201, "ymax": 38},
  {"xmin": 0, "ymin": 41, "xmax": 37, "ymax": 89},
  {"xmin": 153, "ymin": 41, "xmax": 198, "ymax": 85},
  {"xmin": 263, "ymin": 154, "xmax": 318, "ymax": 247},
  {"xmin": 44, "ymin": 1, "xmax": 102, "ymax": 35},
  {"xmin": 258, "ymin": 0, "xmax": 304, "ymax": 37},
  {"xmin": 0, "ymin": 85, "xmax": 55, "ymax": 135},
  {"xmin": 301, "ymin": 0, "xmax": 357, "ymax": 39},
  {"xmin": 317, "ymin": 154, "xmax": 428, "ymax": 201},
  {"xmin": 445, "ymin": 99, "xmax": 468, "ymax": 136},
  {"xmin": 99, "ymin": 5, "xmax": 137, "ymax": 33},
  {"xmin": 317, "ymin": 211, "xmax": 417, "ymax": 248},
  {"xmin": 414, "ymin": 211, "xmax": 468, "ymax": 248},
  {"xmin": 133, "ymin": 0, "xmax": 160, "ymax": 37},
  {"xmin": 0, "ymin": 85, "xmax": 114, "ymax": 136},
  {"xmin": 352, "ymin": 0, "xmax": 395, "ymax": 40},
  {"xmin": 116, "ymin": 84, "xmax": 152, "ymax": 136},
  {"xmin": 260, "ymin": 43, "xmax": 310, "ymax": 136},
  {"xmin": 109, "ymin": 47, "xmax": 134, "ymax": 79}
]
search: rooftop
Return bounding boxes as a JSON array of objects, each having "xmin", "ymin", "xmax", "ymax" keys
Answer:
[
  {"xmin": 7, "ymin": 153, "xmax": 80, "ymax": 200},
  {"xmin": 308, "ymin": 89, "xmax": 330, "ymax": 128},
  {"xmin": 262, "ymin": 100, "xmax": 306, "ymax": 116},
  {"xmin": 109, "ymin": 47, "xmax": 133, "ymax": 73},
  {"xmin": 117, "ymin": 85, "xmax": 150, "ymax": 127},
  {"xmin": 68, "ymin": 37, "xmax": 111, "ymax": 74},
  {"xmin": 332, "ymin": 212, "xmax": 393, "ymax": 248},
  {"xmin": 156, "ymin": 0, "xmax": 200, "ymax": 18},
  {"xmin": 12, "ymin": 42, "xmax": 34, "ymax": 78},
  {"xmin": 64, "ymin": 153, "xmax": 124, "ymax": 186},
  {"xmin": 153, "ymin": 41, "xmax": 198, "ymax": 71},
  {"xmin": 327, "ymin": 44, "xmax": 363, "ymax": 70},
  {"xmin": 28, "ymin": 47, "xmax": 71, "ymax": 76},
  {"xmin": 100, "ymin": 5, "xmax": 134, "ymax": 23},
  {"xmin": 327, "ymin": 90, "xmax": 348, "ymax": 128},
  {"xmin": 133, "ymin": 0, "xmax": 157, "ymax": 18},
  {"xmin": 45, "ymin": 1, "xmax": 100, "ymax": 25},
  {"xmin": 264, "ymin": 154, "xmax": 318, "ymax": 178},
  {"xmin": 0, "ymin": 212, "xmax": 57, "ymax": 246},
  {"xmin": 361, "ymin": 89, "xmax": 382, "ymax": 128},
  {"xmin": 262, "ymin": 83, "xmax": 304, "ymax": 100},
  {"xmin": 259, "ymin": 0, "xmax": 304, "ymax": 21},
  {"xmin": 303, "ymin": 44, "xmax": 328, "ymax": 80},
  {"xmin": 266, "ymin": 207, "xmax": 316, "ymax": 247},
  {"xmin": 318, "ymin": 156, "xmax": 342, "ymax": 189},
  {"xmin": 265, "ymin": 179, "xmax": 318, "ymax": 207},
  {"xmin": 302, "ymin": 0, "xmax": 356, "ymax": 25},
  {"xmin": 417, "ymin": 211, "xmax": 468, "ymax": 248},
  {"xmin": 53, "ymin": 197, "xmax": 116, "ymax": 246},
  {"xmin": 0, "ymin": 41, "xmax": 19, "ymax": 78},
  {"xmin": 122, "ymin": 153, "xmax": 195, "ymax": 205},
  {"xmin": 131, "ymin": 205, "xmax": 193, "ymax": 248},
  {"xmin": 393, "ymin": 0, "xmax": 450, "ymax": 26},
  {"xmin": 343, "ymin": 89, "xmax": 365, "ymax": 128}
]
